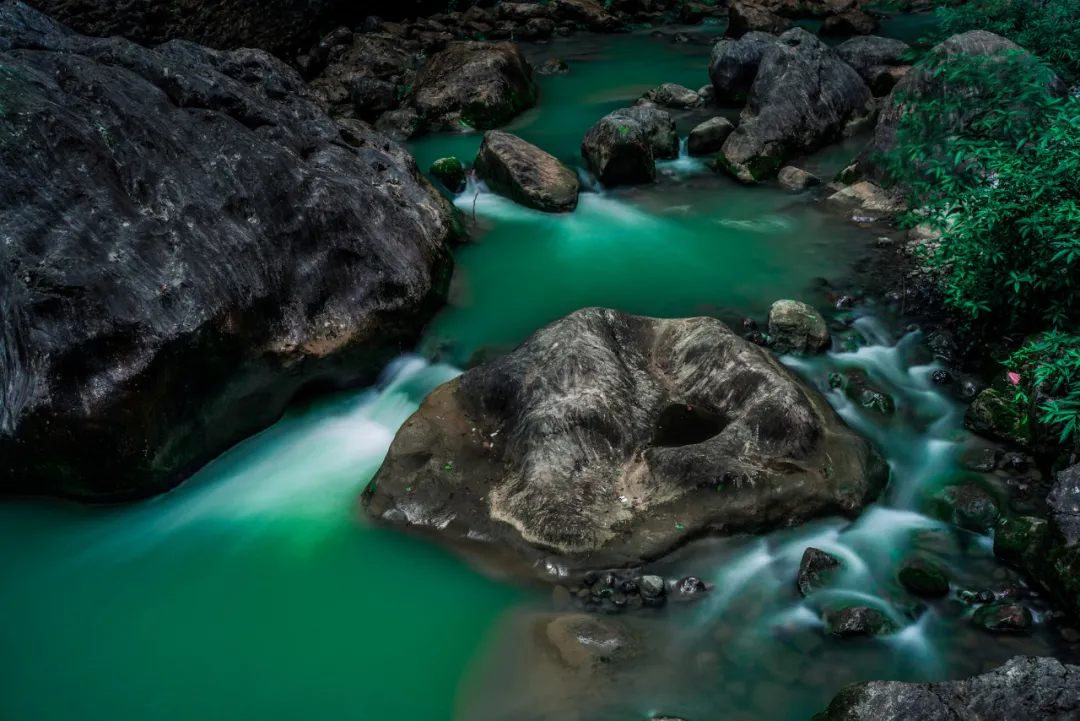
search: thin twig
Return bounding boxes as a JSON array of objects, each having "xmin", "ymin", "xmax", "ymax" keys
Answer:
[{"xmin": 472, "ymin": 190, "xmax": 479, "ymax": 221}]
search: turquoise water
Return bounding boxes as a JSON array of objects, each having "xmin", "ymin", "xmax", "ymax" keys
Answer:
[{"xmin": 1, "ymin": 19, "xmax": 1073, "ymax": 721}]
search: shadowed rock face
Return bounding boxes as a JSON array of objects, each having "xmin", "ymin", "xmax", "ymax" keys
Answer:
[
  {"xmin": 410, "ymin": 41, "xmax": 536, "ymax": 130},
  {"xmin": 475, "ymin": 131, "xmax": 580, "ymax": 213},
  {"xmin": 362, "ymin": 308, "xmax": 888, "ymax": 580},
  {"xmin": 815, "ymin": 656, "xmax": 1080, "ymax": 720},
  {"xmin": 834, "ymin": 36, "xmax": 912, "ymax": 97},
  {"xmin": 582, "ymin": 113, "xmax": 656, "ymax": 186},
  {"xmin": 720, "ymin": 27, "xmax": 873, "ymax": 183},
  {"xmin": 851, "ymin": 30, "xmax": 1066, "ymax": 184},
  {"xmin": 0, "ymin": 4, "xmax": 460, "ymax": 500},
  {"xmin": 709, "ymin": 31, "xmax": 778, "ymax": 106}
]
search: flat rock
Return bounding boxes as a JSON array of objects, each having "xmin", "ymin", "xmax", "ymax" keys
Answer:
[
  {"xmin": 816, "ymin": 656, "xmax": 1080, "ymax": 720},
  {"xmin": 642, "ymin": 82, "xmax": 703, "ymax": 109},
  {"xmin": 475, "ymin": 131, "xmax": 580, "ymax": 213},
  {"xmin": 834, "ymin": 36, "xmax": 911, "ymax": 96},
  {"xmin": 0, "ymin": 3, "xmax": 460, "ymax": 500},
  {"xmin": 362, "ymin": 308, "xmax": 888, "ymax": 579}
]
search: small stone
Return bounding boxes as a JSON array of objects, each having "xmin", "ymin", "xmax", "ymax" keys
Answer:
[
  {"xmin": 823, "ymin": 605, "xmax": 897, "ymax": 637},
  {"xmin": 975, "ymin": 589, "xmax": 996, "ymax": 604},
  {"xmin": 971, "ymin": 603, "xmax": 1033, "ymax": 632},
  {"xmin": 620, "ymin": 578, "xmax": 639, "ymax": 595},
  {"xmin": 777, "ymin": 166, "xmax": 822, "ymax": 192},
  {"xmin": 797, "ymin": 547, "xmax": 842, "ymax": 597},
  {"xmin": 639, "ymin": 575, "xmax": 666, "ymax": 600},
  {"xmin": 932, "ymin": 370, "xmax": 952, "ymax": 385},
  {"xmin": 998, "ymin": 452, "xmax": 1027, "ymax": 472},
  {"xmin": 674, "ymin": 576, "xmax": 709, "ymax": 599},
  {"xmin": 535, "ymin": 58, "xmax": 570, "ymax": 76},
  {"xmin": 767, "ymin": 299, "xmax": 830, "ymax": 356},
  {"xmin": 741, "ymin": 317, "xmax": 758, "ymax": 332},
  {"xmin": 897, "ymin": 558, "xmax": 950, "ymax": 598}
]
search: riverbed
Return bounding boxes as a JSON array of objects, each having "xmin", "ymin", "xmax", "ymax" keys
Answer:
[{"xmin": 0, "ymin": 17, "xmax": 1074, "ymax": 721}]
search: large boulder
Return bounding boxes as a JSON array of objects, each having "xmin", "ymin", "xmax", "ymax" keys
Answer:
[
  {"xmin": 610, "ymin": 106, "xmax": 679, "ymax": 160},
  {"xmin": 718, "ymin": 28, "xmax": 873, "ymax": 183},
  {"xmin": 550, "ymin": 0, "xmax": 622, "ymax": 32},
  {"xmin": 25, "ymin": 0, "xmax": 351, "ymax": 56},
  {"xmin": 475, "ymin": 131, "xmax": 580, "ymax": 213},
  {"xmin": 310, "ymin": 34, "xmax": 415, "ymax": 117},
  {"xmin": 581, "ymin": 113, "xmax": 655, "ymax": 186},
  {"xmin": 362, "ymin": 308, "xmax": 889, "ymax": 579},
  {"xmin": 815, "ymin": 656, "xmax": 1080, "ymax": 720},
  {"xmin": 820, "ymin": 9, "xmax": 878, "ymax": 37},
  {"xmin": 0, "ymin": 4, "xmax": 460, "ymax": 500},
  {"xmin": 709, "ymin": 31, "xmax": 778, "ymax": 106},
  {"xmin": 727, "ymin": 1, "xmax": 791, "ymax": 38},
  {"xmin": 834, "ymin": 36, "xmax": 912, "ymax": 96},
  {"xmin": 409, "ymin": 41, "xmax": 537, "ymax": 130},
  {"xmin": 850, "ymin": 30, "xmax": 1066, "ymax": 185}
]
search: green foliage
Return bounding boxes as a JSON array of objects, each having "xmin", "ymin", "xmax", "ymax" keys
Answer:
[
  {"xmin": 934, "ymin": 0, "xmax": 1080, "ymax": 79},
  {"xmin": 1007, "ymin": 332, "xmax": 1080, "ymax": 447}
]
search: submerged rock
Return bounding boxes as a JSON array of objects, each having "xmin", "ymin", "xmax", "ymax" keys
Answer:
[
  {"xmin": 777, "ymin": 166, "xmax": 822, "ymax": 192},
  {"xmin": 897, "ymin": 558, "xmax": 950, "ymax": 598},
  {"xmin": 709, "ymin": 31, "xmax": 777, "ymax": 105},
  {"xmin": 641, "ymin": 83, "xmax": 703, "ymax": 109},
  {"xmin": 971, "ymin": 603, "xmax": 1034, "ymax": 632},
  {"xmin": 993, "ymin": 516, "xmax": 1048, "ymax": 567},
  {"xmin": 964, "ymin": 388, "xmax": 1027, "ymax": 446},
  {"xmin": 688, "ymin": 117, "xmax": 736, "ymax": 156},
  {"xmin": 475, "ymin": 131, "xmax": 580, "ymax": 213},
  {"xmin": 410, "ymin": 41, "xmax": 536, "ymax": 129},
  {"xmin": 767, "ymin": 300, "xmax": 831, "ymax": 356},
  {"xmin": 834, "ymin": 36, "xmax": 911, "ymax": 96},
  {"xmin": 815, "ymin": 656, "xmax": 1080, "ymax": 720},
  {"xmin": 542, "ymin": 613, "xmax": 639, "ymax": 670},
  {"xmin": 536, "ymin": 58, "xmax": 571, "ymax": 76},
  {"xmin": 727, "ymin": 1, "xmax": 791, "ymax": 38},
  {"xmin": 581, "ymin": 113, "xmax": 655, "ymax": 186},
  {"xmin": 430, "ymin": 157, "xmax": 467, "ymax": 193},
  {"xmin": 363, "ymin": 308, "xmax": 888, "ymax": 578},
  {"xmin": 718, "ymin": 29, "xmax": 872, "ymax": 182},
  {"xmin": 929, "ymin": 481, "xmax": 1001, "ymax": 534},
  {"xmin": 797, "ymin": 547, "xmax": 842, "ymax": 597},
  {"xmin": 822, "ymin": 605, "xmax": 897, "ymax": 637},
  {"xmin": 0, "ymin": 4, "xmax": 460, "ymax": 500}
]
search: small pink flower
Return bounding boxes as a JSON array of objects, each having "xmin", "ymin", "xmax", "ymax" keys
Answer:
[{"xmin": 1007, "ymin": 372, "xmax": 1021, "ymax": 386}]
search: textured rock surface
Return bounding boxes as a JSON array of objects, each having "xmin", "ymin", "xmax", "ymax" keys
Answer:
[
  {"xmin": 688, "ymin": 117, "xmax": 736, "ymax": 156},
  {"xmin": 581, "ymin": 110, "xmax": 662, "ymax": 186},
  {"xmin": 430, "ymin": 157, "xmax": 467, "ymax": 193},
  {"xmin": 778, "ymin": 166, "xmax": 822, "ymax": 191},
  {"xmin": 820, "ymin": 9, "xmax": 878, "ymax": 37},
  {"xmin": 823, "ymin": 606, "xmax": 897, "ymax": 637},
  {"xmin": 550, "ymin": 0, "xmax": 622, "ymax": 31},
  {"xmin": 727, "ymin": 1, "xmax": 791, "ymax": 38},
  {"xmin": 897, "ymin": 558, "xmax": 949, "ymax": 597},
  {"xmin": 310, "ymin": 34, "xmax": 415, "ymax": 118},
  {"xmin": 475, "ymin": 131, "xmax": 580, "ymax": 213},
  {"xmin": 768, "ymin": 300, "xmax": 831, "ymax": 356},
  {"xmin": 362, "ymin": 308, "xmax": 888, "ymax": 579},
  {"xmin": 641, "ymin": 83, "xmax": 703, "ymax": 109},
  {"xmin": 410, "ymin": 41, "xmax": 536, "ymax": 129},
  {"xmin": 797, "ymin": 547, "xmax": 842, "ymax": 597},
  {"xmin": 26, "ymin": 0, "xmax": 352, "ymax": 56},
  {"xmin": 851, "ymin": 30, "xmax": 1065, "ymax": 184},
  {"xmin": 834, "ymin": 36, "xmax": 911, "ymax": 96},
  {"xmin": 971, "ymin": 603, "xmax": 1033, "ymax": 632},
  {"xmin": 0, "ymin": 3, "xmax": 460, "ymax": 500},
  {"xmin": 610, "ymin": 106, "xmax": 679, "ymax": 160},
  {"xmin": 719, "ymin": 28, "xmax": 872, "ymax": 182},
  {"xmin": 928, "ymin": 481, "xmax": 1001, "ymax": 533},
  {"xmin": 815, "ymin": 656, "xmax": 1080, "ymax": 720},
  {"xmin": 709, "ymin": 31, "xmax": 778, "ymax": 106}
]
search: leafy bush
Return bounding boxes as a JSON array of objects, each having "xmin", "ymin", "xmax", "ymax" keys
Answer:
[
  {"xmin": 934, "ymin": 0, "xmax": 1080, "ymax": 79},
  {"xmin": 1007, "ymin": 332, "xmax": 1080, "ymax": 450}
]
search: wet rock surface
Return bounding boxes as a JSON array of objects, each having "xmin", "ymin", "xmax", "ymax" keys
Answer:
[
  {"xmin": 929, "ymin": 481, "xmax": 1001, "ymax": 534},
  {"xmin": 971, "ymin": 602, "xmax": 1034, "ymax": 632},
  {"xmin": 727, "ymin": 1, "xmax": 791, "ymax": 38},
  {"xmin": 718, "ymin": 28, "xmax": 872, "ymax": 182},
  {"xmin": 768, "ymin": 300, "xmax": 831, "ymax": 356},
  {"xmin": 797, "ymin": 547, "xmax": 842, "ymax": 597},
  {"xmin": 363, "ymin": 308, "xmax": 888, "ymax": 579},
  {"xmin": 0, "ymin": 4, "xmax": 460, "ymax": 500},
  {"xmin": 822, "ymin": 605, "xmax": 897, "ymax": 637},
  {"xmin": 897, "ymin": 558, "xmax": 949, "ymax": 598},
  {"xmin": 430, "ymin": 157, "xmax": 467, "ymax": 193},
  {"xmin": 475, "ymin": 131, "xmax": 580, "ymax": 213},
  {"xmin": 688, "ymin": 117, "xmax": 736, "ymax": 156},
  {"xmin": 834, "ymin": 36, "xmax": 911, "ymax": 96},
  {"xmin": 778, "ymin": 166, "xmax": 822, "ymax": 192},
  {"xmin": 820, "ymin": 9, "xmax": 878, "ymax": 37},
  {"xmin": 610, "ymin": 106, "xmax": 680, "ymax": 160},
  {"xmin": 641, "ymin": 83, "xmax": 704, "ymax": 109},
  {"xmin": 815, "ymin": 656, "xmax": 1080, "ymax": 720},
  {"xmin": 582, "ymin": 111, "xmax": 656, "ymax": 186},
  {"xmin": 709, "ymin": 31, "xmax": 777, "ymax": 105}
]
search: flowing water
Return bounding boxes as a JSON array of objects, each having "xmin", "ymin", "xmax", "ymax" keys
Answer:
[{"xmin": 1, "ymin": 17, "xmax": 1074, "ymax": 721}]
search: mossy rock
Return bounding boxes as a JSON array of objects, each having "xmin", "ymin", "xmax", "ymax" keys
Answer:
[
  {"xmin": 897, "ymin": 558, "xmax": 949, "ymax": 598},
  {"xmin": 964, "ymin": 388, "xmax": 1027, "ymax": 447},
  {"xmin": 822, "ymin": 604, "xmax": 898, "ymax": 637},
  {"xmin": 971, "ymin": 602, "xmax": 1033, "ymax": 633},
  {"xmin": 993, "ymin": 516, "xmax": 1047, "ymax": 567},
  {"xmin": 925, "ymin": 478, "xmax": 1001, "ymax": 534},
  {"xmin": 430, "ymin": 157, "xmax": 467, "ymax": 193}
]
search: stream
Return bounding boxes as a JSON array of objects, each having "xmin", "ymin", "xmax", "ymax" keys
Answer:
[{"xmin": 0, "ymin": 16, "xmax": 1074, "ymax": 721}]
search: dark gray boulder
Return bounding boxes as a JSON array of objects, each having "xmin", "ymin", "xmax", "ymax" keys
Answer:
[
  {"xmin": 362, "ymin": 308, "xmax": 889, "ymax": 580},
  {"xmin": 777, "ymin": 166, "xmax": 821, "ymax": 191},
  {"xmin": 310, "ymin": 33, "xmax": 415, "ymax": 117},
  {"xmin": 475, "ymin": 131, "xmax": 580, "ymax": 213},
  {"xmin": 550, "ymin": 0, "xmax": 622, "ymax": 32},
  {"xmin": 409, "ymin": 41, "xmax": 537, "ymax": 129},
  {"xmin": 0, "ymin": 3, "xmax": 460, "ymax": 500},
  {"xmin": 797, "ymin": 547, "xmax": 842, "ymax": 597},
  {"xmin": 25, "ymin": 0, "xmax": 351, "ymax": 56},
  {"xmin": 815, "ymin": 656, "xmax": 1080, "ymax": 720},
  {"xmin": 727, "ymin": 1, "xmax": 791, "ymax": 39},
  {"xmin": 640, "ymin": 83, "xmax": 703, "ymax": 109},
  {"xmin": 850, "ymin": 30, "xmax": 1066, "ymax": 184},
  {"xmin": 835, "ymin": 36, "xmax": 911, "ymax": 96},
  {"xmin": 688, "ymin": 117, "xmax": 735, "ymax": 156},
  {"xmin": 709, "ymin": 31, "xmax": 778, "ymax": 106},
  {"xmin": 823, "ymin": 605, "xmax": 897, "ymax": 637},
  {"xmin": 610, "ymin": 106, "xmax": 679, "ymax": 160},
  {"xmin": 581, "ymin": 113, "xmax": 655, "ymax": 186},
  {"xmin": 351, "ymin": 77, "xmax": 398, "ymax": 121},
  {"xmin": 820, "ymin": 9, "xmax": 878, "ymax": 37},
  {"xmin": 718, "ymin": 28, "xmax": 873, "ymax": 182}
]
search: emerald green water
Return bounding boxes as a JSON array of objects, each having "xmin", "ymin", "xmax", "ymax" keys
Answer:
[{"xmin": 2, "ymin": 17, "xmax": 1072, "ymax": 721}]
